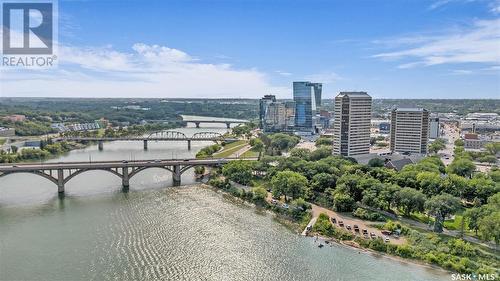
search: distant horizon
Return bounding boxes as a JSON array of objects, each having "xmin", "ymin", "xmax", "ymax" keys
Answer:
[
  {"xmin": 1, "ymin": 96, "xmax": 499, "ymax": 101},
  {"xmin": 1, "ymin": 0, "xmax": 499, "ymax": 99}
]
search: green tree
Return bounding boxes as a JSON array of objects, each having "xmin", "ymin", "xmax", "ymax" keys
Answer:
[
  {"xmin": 271, "ymin": 171, "xmax": 308, "ymax": 201},
  {"xmin": 307, "ymin": 146, "xmax": 332, "ymax": 161},
  {"xmin": 315, "ymin": 137, "xmax": 333, "ymax": 147},
  {"xmin": 469, "ymin": 173, "xmax": 498, "ymax": 204},
  {"xmin": 454, "ymin": 139, "xmax": 465, "ymax": 147},
  {"xmin": 442, "ymin": 174, "xmax": 468, "ymax": 198},
  {"xmin": 464, "ymin": 207, "xmax": 484, "ymax": 235},
  {"xmin": 478, "ymin": 211, "xmax": 500, "ymax": 246},
  {"xmin": 10, "ymin": 145, "xmax": 18, "ymax": 154},
  {"xmin": 447, "ymin": 158, "xmax": 476, "ymax": 178},
  {"xmin": 194, "ymin": 166, "xmax": 206, "ymax": 175},
  {"xmin": 332, "ymin": 192, "xmax": 356, "ymax": 212},
  {"xmin": 425, "ymin": 193, "xmax": 461, "ymax": 233},
  {"xmin": 222, "ymin": 160, "xmax": 254, "ymax": 185},
  {"xmin": 393, "ymin": 187, "xmax": 426, "ymax": 216},
  {"xmin": 484, "ymin": 142, "xmax": 500, "ymax": 155},
  {"xmin": 310, "ymin": 173, "xmax": 336, "ymax": 193},
  {"xmin": 251, "ymin": 186, "xmax": 268, "ymax": 204},
  {"xmin": 289, "ymin": 148, "xmax": 310, "ymax": 159},
  {"xmin": 429, "ymin": 139, "xmax": 446, "ymax": 154},
  {"xmin": 250, "ymin": 138, "xmax": 264, "ymax": 159},
  {"xmin": 416, "ymin": 171, "xmax": 443, "ymax": 196}
]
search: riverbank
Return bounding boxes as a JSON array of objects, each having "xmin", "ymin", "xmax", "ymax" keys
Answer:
[
  {"xmin": 202, "ymin": 173, "xmax": 499, "ymax": 276},
  {"xmin": 0, "ymin": 141, "xmax": 86, "ymax": 163},
  {"xmin": 201, "ymin": 179, "xmax": 454, "ymax": 276}
]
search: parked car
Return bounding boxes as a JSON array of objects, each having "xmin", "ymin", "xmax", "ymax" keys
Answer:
[
  {"xmin": 370, "ymin": 232, "xmax": 376, "ymax": 239},
  {"xmin": 353, "ymin": 225, "xmax": 359, "ymax": 232},
  {"xmin": 338, "ymin": 221, "xmax": 344, "ymax": 227},
  {"xmin": 331, "ymin": 217, "xmax": 337, "ymax": 224},
  {"xmin": 384, "ymin": 237, "xmax": 390, "ymax": 243},
  {"xmin": 346, "ymin": 225, "xmax": 352, "ymax": 231}
]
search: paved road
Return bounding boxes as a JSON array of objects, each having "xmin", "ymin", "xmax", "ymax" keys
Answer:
[{"xmin": 440, "ymin": 122, "xmax": 459, "ymax": 165}]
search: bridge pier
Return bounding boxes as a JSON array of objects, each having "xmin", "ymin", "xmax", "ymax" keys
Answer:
[
  {"xmin": 57, "ymin": 169, "xmax": 65, "ymax": 193},
  {"xmin": 172, "ymin": 165, "xmax": 181, "ymax": 186},
  {"xmin": 226, "ymin": 123, "xmax": 231, "ymax": 129},
  {"xmin": 122, "ymin": 167, "xmax": 129, "ymax": 189},
  {"xmin": 187, "ymin": 140, "xmax": 191, "ymax": 150},
  {"xmin": 195, "ymin": 122, "xmax": 200, "ymax": 128},
  {"xmin": 98, "ymin": 140, "xmax": 104, "ymax": 151},
  {"xmin": 143, "ymin": 140, "xmax": 148, "ymax": 150}
]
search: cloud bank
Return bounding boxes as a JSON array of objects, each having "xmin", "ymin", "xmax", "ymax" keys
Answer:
[{"xmin": 1, "ymin": 42, "xmax": 287, "ymax": 98}]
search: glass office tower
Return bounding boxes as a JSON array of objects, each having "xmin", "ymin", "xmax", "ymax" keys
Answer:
[
  {"xmin": 311, "ymin": 83, "xmax": 322, "ymax": 107},
  {"xmin": 293, "ymin": 82, "xmax": 317, "ymax": 130}
]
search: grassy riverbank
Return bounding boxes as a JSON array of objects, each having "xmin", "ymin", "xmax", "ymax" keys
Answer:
[
  {"xmin": 203, "ymin": 168, "xmax": 499, "ymax": 276},
  {"xmin": 0, "ymin": 141, "xmax": 84, "ymax": 163}
]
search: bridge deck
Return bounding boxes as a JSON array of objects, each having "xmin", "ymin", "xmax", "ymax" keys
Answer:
[
  {"xmin": 57, "ymin": 137, "xmax": 238, "ymax": 141},
  {"xmin": 0, "ymin": 158, "xmax": 258, "ymax": 171}
]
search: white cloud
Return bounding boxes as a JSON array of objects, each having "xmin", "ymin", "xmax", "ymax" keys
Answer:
[
  {"xmin": 429, "ymin": 0, "xmax": 455, "ymax": 10},
  {"xmin": 373, "ymin": 19, "xmax": 500, "ymax": 68},
  {"xmin": 275, "ymin": 70, "xmax": 292, "ymax": 76},
  {"xmin": 1, "ymin": 43, "xmax": 288, "ymax": 98},
  {"xmin": 305, "ymin": 72, "xmax": 343, "ymax": 84}
]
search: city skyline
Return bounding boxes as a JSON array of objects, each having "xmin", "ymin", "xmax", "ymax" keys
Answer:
[{"xmin": 1, "ymin": 0, "xmax": 499, "ymax": 99}]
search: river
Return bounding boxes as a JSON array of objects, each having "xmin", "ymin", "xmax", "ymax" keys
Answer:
[{"xmin": 0, "ymin": 123, "xmax": 449, "ymax": 281}]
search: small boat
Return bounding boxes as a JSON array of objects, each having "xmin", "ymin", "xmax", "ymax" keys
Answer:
[{"xmin": 318, "ymin": 244, "xmax": 324, "ymax": 248}]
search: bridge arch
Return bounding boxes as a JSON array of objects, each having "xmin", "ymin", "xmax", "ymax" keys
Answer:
[
  {"xmin": 192, "ymin": 132, "xmax": 224, "ymax": 140},
  {"xmin": 0, "ymin": 171, "xmax": 59, "ymax": 185},
  {"xmin": 148, "ymin": 131, "xmax": 187, "ymax": 139},
  {"xmin": 63, "ymin": 168, "xmax": 123, "ymax": 185},
  {"xmin": 128, "ymin": 166, "xmax": 174, "ymax": 180}
]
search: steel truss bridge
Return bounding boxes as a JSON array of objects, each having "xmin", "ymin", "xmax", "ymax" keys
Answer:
[{"xmin": 57, "ymin": 131, "xmax": 237, "ymax": 150}]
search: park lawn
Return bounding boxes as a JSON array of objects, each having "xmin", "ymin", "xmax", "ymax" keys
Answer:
[
  {"xmin": 241, "ymin": 149, "xmax": 259, "ymax": 158},
  {"xmin": 222, "ymin": 140, "xmax": 246, "ymax": 149},
  {"xmin": 213, "ymin": 141, "xmax": 248, "ymax": 158},
  {"xmin": 0, "ymin": 138, "xmax": 6, "ymax": 145}
]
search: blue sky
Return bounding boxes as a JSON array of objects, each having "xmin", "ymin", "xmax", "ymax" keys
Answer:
[{"xmin": 1, "ymin": 0, "xmax": 499, "ymax": 99}]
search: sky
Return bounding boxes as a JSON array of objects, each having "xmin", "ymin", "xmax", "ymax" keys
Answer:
[{"xmin": 1, "ymin": 0, "xmax": 499, "ymax": 99}]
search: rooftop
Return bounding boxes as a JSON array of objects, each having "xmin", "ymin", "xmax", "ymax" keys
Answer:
[
  {"xmin": 394, "ymin": 107, "xmax": 428, "ymax": 112},
  {"xmin": 337, "ymin": 92, "xmax": 370, "ymax": 98}
]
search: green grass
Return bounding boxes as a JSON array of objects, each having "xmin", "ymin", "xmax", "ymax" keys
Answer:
[
  {"xmin": 222, "ymin": 140, "xmax": 246, "ymax": 149},
  {"xmin": 0, "ymin": 138, "xmax": 6, "ymax": 145},
  {"xmin": 409, "ymin": 212, "xmax": 433, "ymax": 224},
  {"xmin": 241, "ymin": 149, "xmax": 259, "ymax": 158},
  {"xmin": 213, "ymin": 140, "xmax": 248, "ymax": 158}
]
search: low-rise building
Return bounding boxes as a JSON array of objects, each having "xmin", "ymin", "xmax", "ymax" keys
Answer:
[
  {"xmin": 0, "ymin": 127, "xmax": 15, "ymax": 137},
  {"xmin": 3, "ymin": 114, "xmax": 26, "ymax": 122},
  {"xmin": 463, "ymin": 133, "xmax": 490, "ymax": 150}
]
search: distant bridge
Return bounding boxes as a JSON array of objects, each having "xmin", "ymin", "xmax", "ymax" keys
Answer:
[
  {"xmin": 57, "ymin": 131, "xmax": 238, "ymax": 150},
  {"xmin": 0, "ymin": 158, "xmax": 257, "ymax": 194},
  {"xmin": 183, "ymin": 119, "xmax": 249, "ymax": 128}
]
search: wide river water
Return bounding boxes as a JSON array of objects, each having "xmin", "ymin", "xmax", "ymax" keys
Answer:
[{"xmin": 0, "ymin": 123, "xmax": 449, "ymax": 281}]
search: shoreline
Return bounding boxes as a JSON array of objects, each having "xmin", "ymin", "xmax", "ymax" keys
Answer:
[
  {"xmin": 310, "ymin": 233, "xmax": 452, "ymax": 275},
  {"xmin": 199, "ymin": 182, "xmax": 453, "ymax": 276}
]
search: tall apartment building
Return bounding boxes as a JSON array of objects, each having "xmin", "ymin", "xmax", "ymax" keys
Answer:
[
  {"xmin": 259, "ymin": 95, "xmax": 295, "ymax": 132},
  {"xmin": 390, "ymin": 108, "xmax": 430, "ymax": 154},
  {"xmin": 429, "ymin": 118, "xmax": 440, "ymax": 139},
  {"xmin": 293, "ymin": 81, "xmax": 321, "ymax": 130},
  {"xmin": 332, "ymin": 92, "xmax": 372, "ymax": 156},
  {"xmin": 259, "ymin": 95, "xmax": 276, "ymax": 128}
]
